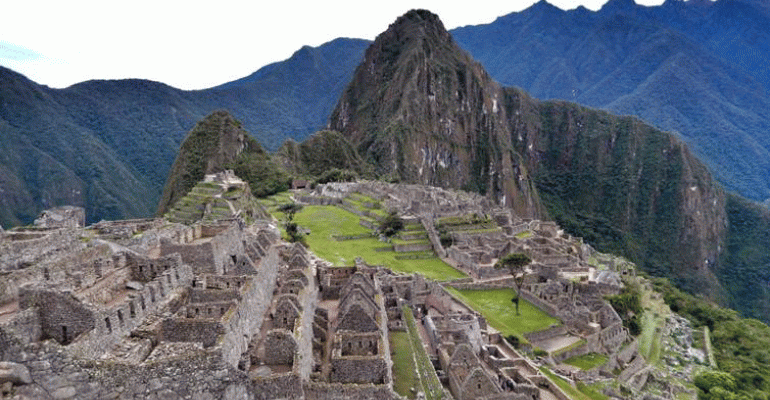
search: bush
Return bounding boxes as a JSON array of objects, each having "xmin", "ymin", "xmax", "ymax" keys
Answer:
[
  {"xmin": 315, "ymin": 168, "xmax": 358, "ymax": 184},
  {"xmin": 379, "ymin": 210, "xmax": 404, "ymax": 237}
]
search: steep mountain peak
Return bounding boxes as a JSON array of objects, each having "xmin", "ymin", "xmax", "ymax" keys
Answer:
[
  {"xmin": 330, "ymin": 10, "xmax": 543, "ymax": 217},
  {"xmin": 529, "ymin": 0, "xmax": 563, "ymax": 13},
  {"xmin": 385, "ymin": 9, "xmax": 448, "ymax": 39},
  {"xmin": 600, "ymin": 0, "xmax": 640, "ymax": 13}
]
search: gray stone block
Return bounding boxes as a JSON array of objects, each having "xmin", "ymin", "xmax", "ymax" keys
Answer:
[{"xmin": 0, "ymin": 361, "xmax": 31, "ymax": 385}]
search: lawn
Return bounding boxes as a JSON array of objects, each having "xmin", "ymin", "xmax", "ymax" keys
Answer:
[
  {"xmin": 563, "ymin": 353, "xmax": 609, "ymax": 370},
  {"xmin": 403, "ymin": 306, "xmax": 447, "ymax": 400},
  {"xmin": 292, "ymin": 205, "xmax": 465, "ymax": 281},
  {"xmin": 391, "ymin": 331, "xmax": 418, "ymax": 399},
  {"xmin": 446, "ymin": 288, "xmax": 560, "ymax": 339},
  {"xmin": 541, "ymin": 367, "xmax": 608, "ymax": 400}
]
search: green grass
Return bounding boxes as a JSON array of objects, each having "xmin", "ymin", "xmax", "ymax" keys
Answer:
[
  {"xmin": 391, "ymin": 331, "xmax": 418, "ymax": 399},
  {"xmin": 446, "ymin": 288, "xmax": 560, "ymax": 339},
  {"xmin": 541, "ymin": 367, "xmax": 608, "ymax": 400},
  {"xmin": 292, "ymin": 205, "xmax": 465, "ymax": 281},
  {"xmin": 638, "ymin": 278, "xmax": 669, "ymax": 365},
  {"xmin": 515, "ymin": 230, "xmax": 533, "ymax": 239},
  {"xmin": 563, "ymin": 353, "xmax": 609, "ymax": 370},
  {"xmin": 403, "ymin": 306, "xmax": 446, "ymax": 400}
]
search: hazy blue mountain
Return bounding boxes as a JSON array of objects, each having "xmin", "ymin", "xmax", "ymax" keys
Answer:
[{"xmin": 451, "ymin": 0, "xmax": 770, "ymax": 201}]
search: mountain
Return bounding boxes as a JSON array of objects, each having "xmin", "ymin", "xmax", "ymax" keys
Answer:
[
  {"xmin": 275, "ymin": 130, "xmax": 373, "ymax": 179},
  {"xmin": 0, "ymin": 38, "xmax": 368, "ymax": 227},
  {"xmin": 451, "ymin": 0, "xmax": 770, "ymax": 202},
  {"xmin": 330, "ymin": 10, "xmax": 544, "ymax": 218},
  {"xmin": 330, "ymin": 9, "xmax": 732, "ymax": 311},
  {"xmin": 156, "ymin": 110, "xmax": 287, "ymax": 215}
]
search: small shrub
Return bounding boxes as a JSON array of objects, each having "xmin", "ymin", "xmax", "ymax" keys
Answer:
[{"xmin": 379, "ymin": 210, "xmax": 404, "ymax": 237}]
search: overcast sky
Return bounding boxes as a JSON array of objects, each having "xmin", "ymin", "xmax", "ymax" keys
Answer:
[{"xmin": 1, "ymin": 0, "xmax": 666, "ymax": 90}]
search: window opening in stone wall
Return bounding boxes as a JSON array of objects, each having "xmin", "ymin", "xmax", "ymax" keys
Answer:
[
  {"xmin": 117, "ymin": 310, "xmax": 124, "ymax": 326},
  {"xmin": 61, "ymin": 325, "xmax": 68, "ymax": 344},
  {"xmin": 140, "ymin": 295, "xmax": 146, "ymax": 310},
  {"xmin": 105, "ymin": 317, "xmax": 112, "ymax": 334},
  {"xmin": 129, "ymin": 301, "xmax": 136, "ymax": 318}
]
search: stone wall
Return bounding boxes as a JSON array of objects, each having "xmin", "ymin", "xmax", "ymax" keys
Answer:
[
  {"xmin": 251, "ymin": 372, "xmax": 304, "ymax": 400},
  {"xmin": 66, "ymin": 263, "xmax": 193, "ymax": 358},
  {"xmin": 294, "ymin": 266, "xmax": 318, "ymax": 380},
  {"xmin": 263, "ymin": 329, "xmax": 297, "ymax": 365},
  {"xmin": 160, "ymin": 222, "xmax": 248, "ymax": 275},
  {"xmin": 219, "ymin": 245, "xmax": 281, "ymax": 368},
  {"xmin": 3, "ymin": 339, "xmax": 250, "ymax": 400},
  {"xmin": 161, "ymin": 318, "xmax": 224, "ymax": 347},
  {"xmin": 34, "ymin": 206, "xmax": 85, "ymax": 229},
  {"xmin": 523, "ymin": 325, "xmax": 566, "ymax": 343},
  {"xmin": 303, "ymin": 382, "xmax": 393, "ymax": 400},
  {"xmin": 393, "ymin": 242, "xmax": 433, "ymax": 252},
  {"xmin": 330, "ymin": 357, "xmax": 387, "ymax": 384}
]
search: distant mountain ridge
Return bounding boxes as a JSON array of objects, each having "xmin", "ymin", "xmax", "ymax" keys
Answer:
[
  {"xmin": 451, "ymin": 0, "xmax": 770, "ymax": 201},
  {"xmin": 0, "ymin": 38, "xmax": 368, "ymax": 226}
]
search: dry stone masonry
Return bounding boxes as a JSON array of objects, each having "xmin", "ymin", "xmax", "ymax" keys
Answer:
[{"xmin": 0, "ymin": 175, "xmax": 685, "ymax": 399}]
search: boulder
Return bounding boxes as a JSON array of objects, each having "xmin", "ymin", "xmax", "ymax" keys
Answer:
[{"xmin": 0, "ymin": 362, "xmax": 32, "ymax": 385}]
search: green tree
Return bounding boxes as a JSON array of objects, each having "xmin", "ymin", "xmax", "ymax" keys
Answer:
[
  {"xmin": 495, "ymin": 253, "xmax": 532, "ymax": 315},
  {"xmin": 379, "ymin": 210, "xmax": 404, "ymax": 237},
  {"xmin": 278, "ymin": 203, "xmax": 304, "ymax": 243}
]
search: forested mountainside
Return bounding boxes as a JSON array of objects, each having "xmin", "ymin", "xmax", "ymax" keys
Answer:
[
  {"xmin": 0, "ymin": 38, "xmax": 368, "ymax": 226},
  {"xmin": 452, "ymin": 0, "xmax": 770, "ymax": 202}
]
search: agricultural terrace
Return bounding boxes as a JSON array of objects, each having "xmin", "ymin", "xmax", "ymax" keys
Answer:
[{"xmin": 260, "ymin": 193, "xmax": 465, "ymax": 281}]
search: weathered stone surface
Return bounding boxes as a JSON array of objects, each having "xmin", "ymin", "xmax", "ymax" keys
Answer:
[
  {"xmin": 0, "ymin": 362, "xmax": 31, "ymax": 385},
  {"xmin": 125, "ymin": 281, "xmax": 144, "ymax": 291}
]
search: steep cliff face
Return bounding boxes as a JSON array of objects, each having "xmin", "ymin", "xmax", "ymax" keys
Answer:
[
  {"xmin": 330, "ymin": 9, "xmax": 728, "ymax": 299},
  {"xmin": 330, "ymin": 10, "xmax": 543, "ymax": 218},
  {"xmin": 512, "ymin": 96, "xmax": 726, "ymax": 295},
  {"xmin": 276, "ymin": 130, "xmax": 373, "ymax": 178}
]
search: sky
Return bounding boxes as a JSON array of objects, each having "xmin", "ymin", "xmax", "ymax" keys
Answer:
[{"xmin": 0, "ymin": 0, "xmax": 666, "ymax": 90}]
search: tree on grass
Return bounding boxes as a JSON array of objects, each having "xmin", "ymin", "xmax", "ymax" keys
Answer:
[
  {"xmin": 278, "ymin": 203, "xmax": 304, "ymax": 243},
  {"xmin": 495, "ymin": 253, "xmax": 532, "ymax": 315}
]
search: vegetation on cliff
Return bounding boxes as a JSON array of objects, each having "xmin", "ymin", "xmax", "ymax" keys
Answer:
[
  {"xmin": 156, "ymin": 111, "xmax": 288, "ymax": 215},
  {"xmin": 655, "ymin": 278, "xmax": 770, "ymax": 397}
]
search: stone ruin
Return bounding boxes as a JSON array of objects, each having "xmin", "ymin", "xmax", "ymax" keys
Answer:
[
  {"xmin": 33, "ymin": 206, "xmax": 85, "ymax": 230},
  {"xmin": 0, "ymin": 176, "xmax": 651, "ymax": 399}
]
